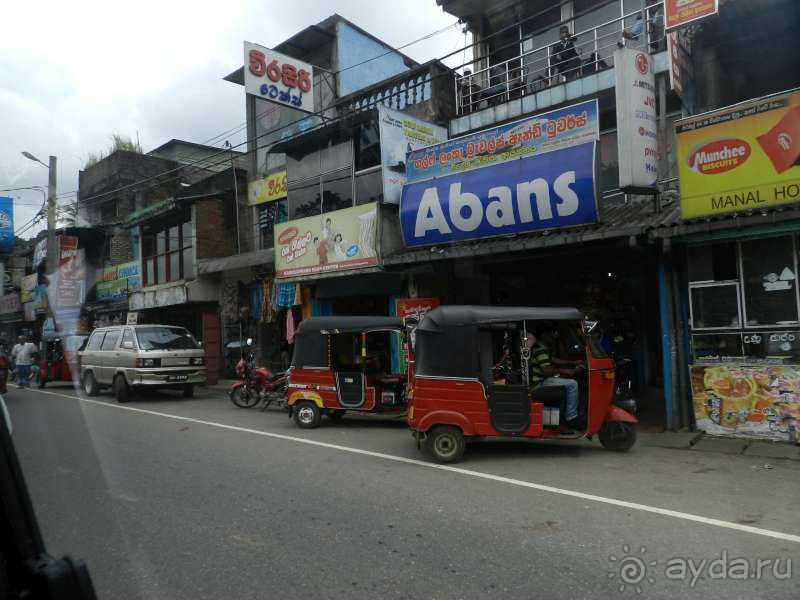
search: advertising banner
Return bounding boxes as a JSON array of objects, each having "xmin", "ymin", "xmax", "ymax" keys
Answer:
[
  {"xmin": 677, "ymin": 90, "xmax": 800, "ymax": 219},
  {"xmin": 0, "ymin": 197, "xmax": 14, "ymax": 253},
  {"xmin": 244, "ymin": 40, "xmax": 314, "ymax": 113},
  {"xmin": 394, "ymin": 297, "xmax": 440, "ymax": 373},
  {"xmin": 274, "ymin": 203, "xmax": 378, "ymax": 279},
  {"xmin": 691, "ymin": 364, "xmax": 800, "ymax": 442},
  {"xmin": 401, "ymin": 142, "xmax": 598, "ymax": 248},
  {"xmin": 406, "ymin": 100, "xmax": 598, "ymax": 184},
  {"xmin": 33, "ymin": 238, "xmax": 47, "ymax": 268},
  {"xmin": 20, "ymin": 274, "xmax": 37, "ymax": 303},
  {"xmin": 377, "ymin": 106, "xmax": 447, "ymax": 205},
  {"xmin": 96, "ymin": 260, "xmax": 141, "ymax": 300},
  {"xmin": 667, "ymin": 32, "xmax": 682, "ymax": 97},
  {"xmin": 665, "ymin": 0, "xmax": 718, "ymax": 31},
  {"xmin": 614, "ymin": 48, "xmax": 658, "ymax": 193},
  {"xmin": 248, "ymin": 171, "xmax": 288, "ymax": 205}
]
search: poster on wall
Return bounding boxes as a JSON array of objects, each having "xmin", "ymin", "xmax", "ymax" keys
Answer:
[
  {"xmin": 614, "ymin": 48, "xmax": 658, "ymax": 193},
  {"xmin": 677, "ymin": 89, "xmax": 800, "ymax": 219},
  {"xmin": 20, "ymin": 273, "xmax": 37, "ymax": 303},
  {"xmin": 665, "ymin": 0, "xmax": 718, "ymax": 31},
  {"xmin": 394, "ymin": 297, "xmax": 440, "ymax": 373},
  {"xmin": 378, "ymin": 106, "xmax": 447, "ymax": 205},
  {"xmin": 96, "ymin": 260, "xmax": 141, "ymax": 300},
  {"xmin": 691, "ymin": 364, "xmax": 800, "ymax": 442},
  {"xmin": 244, "ymin": 40, "xmax": 314, "ymax": 113},
  {"xmin": 274, "ymin": 203, "xmax": 378, "ymax": 279},
  {"xmin": 0, "ymin": 197, "xmax": 14, "ymax": 253}
]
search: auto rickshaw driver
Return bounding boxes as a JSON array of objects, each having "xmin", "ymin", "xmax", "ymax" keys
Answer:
[{"xmin": 524, "ymin": 327, "xmax": 585, "ymax": 434}]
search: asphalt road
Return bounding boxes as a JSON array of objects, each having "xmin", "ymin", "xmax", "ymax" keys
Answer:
[{"xmin": 4, "ymin": 383, "xmax": 799, "ymax": 599}]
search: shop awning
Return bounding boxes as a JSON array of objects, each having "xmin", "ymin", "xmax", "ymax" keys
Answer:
[
  {"xmin": 384, "ymin": 201, "xmax": 681, "ymax": 266},
  {"xmin": 650, "ymin": 205, "xmax": 800, "ymax": 241},
  {"xmin": 197, "ymin": 248, "xmax": 275, "ymax": 275}
]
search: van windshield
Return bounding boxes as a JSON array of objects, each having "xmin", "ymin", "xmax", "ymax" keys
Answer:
[{"xmin": 135, "ymin": 327, "xmax": 199, "ymax": 351}]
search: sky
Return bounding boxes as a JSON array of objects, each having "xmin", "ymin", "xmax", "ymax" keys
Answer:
[{"xmin": 0, "ymin": 0, "xmax": 470, "ymax": 240}]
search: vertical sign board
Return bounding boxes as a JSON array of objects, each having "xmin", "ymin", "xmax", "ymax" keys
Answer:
[
  {"xmin": 665, "ymin": 0, "xmax": 718, "ymax": 31},
  {"xmin": 667, "ymin": 32, "xmax": 683, "ymax": 97},
  {"xmin": 243, "ymin": 41, "xmax": 314, "ymax": 114},
  {"xmin": 401, "ymin": 100, "xmax": 600, "ymax": 248},
  {"xmin": 614, "ymin": 48, "xmax": 658, "ymax": 193},
  {"xmin": 377, "ymin": 106, "xmax": 448, "ymax": 205},
  {"xmin": 0, "ymin": 197, "xmax": 14, "ymax": 253}
]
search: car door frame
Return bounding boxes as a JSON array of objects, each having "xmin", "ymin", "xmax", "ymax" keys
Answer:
[{"xmin": 98, "ymin": 328, "xmax": 122, "ymax": 385}]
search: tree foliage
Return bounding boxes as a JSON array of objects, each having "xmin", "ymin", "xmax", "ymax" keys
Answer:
[{"xmin": 83, "ymin": 133, "xmax": 143, "ymax": 169}]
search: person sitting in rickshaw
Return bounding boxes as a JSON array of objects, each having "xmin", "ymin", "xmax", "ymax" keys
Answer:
[{"xmin": 525, "ymin": 329, "xmax": 584, "ymax": 433}]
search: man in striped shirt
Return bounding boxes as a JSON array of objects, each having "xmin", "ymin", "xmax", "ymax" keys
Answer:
[{"xmin": 525, "ymin": 330, "xmax": 583, "ymax": 432}]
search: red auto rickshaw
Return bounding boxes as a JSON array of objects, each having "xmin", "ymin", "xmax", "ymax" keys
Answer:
[
  {"xmin": 36, "ymin": 333, "xmax": 88, "ymax": 388},
  {"xmin": 287, "ymin": 317, "xmax": 406, "ymax": 428},
  {"xmin": 406, "ymin": 306, "xmax": 637, "ymax": 463}
]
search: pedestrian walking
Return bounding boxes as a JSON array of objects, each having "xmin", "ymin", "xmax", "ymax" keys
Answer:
[
  {"xmin": 15, "ymin": 336, "xmax": 38, "ymax": 388},
  {"xmin": 10, "ymin": 336, "xmax": 23, "ymax": 382}
]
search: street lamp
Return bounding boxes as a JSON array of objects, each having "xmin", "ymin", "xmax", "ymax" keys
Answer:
[{"xmin": 22, "ymin": 151, "xmax": 57, "ymax": 276}]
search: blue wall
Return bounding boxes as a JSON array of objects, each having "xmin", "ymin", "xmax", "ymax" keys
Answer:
[{"xmin": 336, "ymin": 21, "xmax": 410, "ymax": 97}]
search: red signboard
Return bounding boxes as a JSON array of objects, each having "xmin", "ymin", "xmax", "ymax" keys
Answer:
[
  {"xmin": 665, "ymin": 0, "xmax": 718, "ymax": 31},
  {"xmin": 668, "ymin": 32, "xmax": 683, "ymax": 96},
  {"xmin": 395, "ymin": 298, "xmax": 440, "ymax": 321}
]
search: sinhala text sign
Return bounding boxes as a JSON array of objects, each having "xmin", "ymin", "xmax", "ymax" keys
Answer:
[
  {"xmin": 244, "ymin": 41, "xmax": 314, "ymax": 114},
  {"xmin": 274, "ymin": 203, "xmax": 379, "ymax": 279},
  {"xmin": 677, "ymin": 89, "xmax": 800, "ymax": 219},
  {"xmin": 665, "ymin": 0, "xmax": 719, "ymax": 31},
  {"xmin": 401, "ymin": 100, "xmax": 599, "ymax": 248}
]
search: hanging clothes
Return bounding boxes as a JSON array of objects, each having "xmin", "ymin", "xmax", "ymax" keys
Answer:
[
  {"xmin": 277, "ymin": 283, "xmax": 296, "ymax": 308},
  {"xmin": 270, "ymin": 278, "xmax": 280, "ymax": 311},
  {"xmin": 286, "ymin": 309, "xmax": 296, "ymax": 344},
  {"xmin": 262, "ymin": 279, "xmax": 276, "ymax": 323},
  {"xmin": 250, "ymin": 282, "xmax": 263, "ymax": 322},
  {"xmin": 301, "ymin": 286, "xmax": 312, "ymax": 321},
  {"xmin": 293, "ymin": 284, "xmax": 302, "ymax": 306}
]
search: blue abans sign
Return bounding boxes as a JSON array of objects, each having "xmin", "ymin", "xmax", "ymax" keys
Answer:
[
  {"xmin": 400, "ymin": 142, "xmax": 598, "ymax": 247},
  {"xmin": 0, "ymin": 197, "xmax": 14, "ymax": 253}
]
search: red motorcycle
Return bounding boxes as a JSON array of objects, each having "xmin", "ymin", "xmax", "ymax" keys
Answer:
[{"xmin": 229, "ymin": 340, "xmax": 287, "ymax": 410}]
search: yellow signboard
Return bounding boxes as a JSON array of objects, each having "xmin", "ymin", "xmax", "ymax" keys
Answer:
[
  {"xmin": 248, "ymin": 171, "xmax": 287, "ymax": 205},
  {"xmin": 677, "ymin": 90, "xmax": 800, "ymax": 219}
]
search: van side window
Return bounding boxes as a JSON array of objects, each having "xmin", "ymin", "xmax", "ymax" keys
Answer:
[
  {"xmin": 86, "ymin": 332, "xmax": 105, "ymax": 351},
  {"xmin": 121, "ymin": 328, "xmax": 136, "ymax": 349},
  {"xmin": 101, "ymin": 330, "xmax": 121, "ymax": 351}
]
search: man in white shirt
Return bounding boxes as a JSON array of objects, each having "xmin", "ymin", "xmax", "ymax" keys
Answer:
[
  {"xmin": 10, "ymin": 336, "xmax": 23, "ymax": 382},
  {"xmin": 15, "ymin": 336, "xmax": 38, "ymax": 388}
]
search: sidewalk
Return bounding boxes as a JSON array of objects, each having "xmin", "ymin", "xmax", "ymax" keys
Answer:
[{"xmin": 638, "ymin": 430, "xmax": 800, "ymax": 462}]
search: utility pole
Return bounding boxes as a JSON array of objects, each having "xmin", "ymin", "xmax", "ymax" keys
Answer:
[{"xmin": 46, "ymin": 155, "xmax": 57, "ymax": 276}]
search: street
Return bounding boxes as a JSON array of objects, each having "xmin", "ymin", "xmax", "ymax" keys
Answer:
[{"xmin": 3, "ymin": 384, "xmax": 798, "ymax": 599}]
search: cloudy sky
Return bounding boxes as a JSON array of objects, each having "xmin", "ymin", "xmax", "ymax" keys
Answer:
[{"xmin": 0, "ymin": 0, "xmax": 469, "ymax": 239}]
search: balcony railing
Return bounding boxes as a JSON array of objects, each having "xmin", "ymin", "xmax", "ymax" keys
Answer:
[{"xmin": 456, "ymin": 4, "xmax": 667, "ymax": 115}]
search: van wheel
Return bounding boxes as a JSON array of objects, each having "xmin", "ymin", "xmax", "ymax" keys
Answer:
[
  {"xmin": 114, "ymin": 375, "xmax": 130, "ymax": 403},
  {"xmin": 293, "ymin": 401, "xmax": 321, "ymax": 429},
  {"xmin": 425, "ymin": 426, "xmax": 465, "ymax": 463},
  {"xmin": 83, "ymin": 372, "xmax": 99, "ymax": 397},
  {"xmin": 599, "ymin": 422, "xmax": 636, "ymax": 452},
  {"xmin": 182, "ymin": 384, "xmax": 195, "ymax": 398}
]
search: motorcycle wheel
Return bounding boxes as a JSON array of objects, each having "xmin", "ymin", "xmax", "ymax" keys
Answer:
[{"xmin": 230, "ymin": 385, "xmax": 259, "ymax": 408}]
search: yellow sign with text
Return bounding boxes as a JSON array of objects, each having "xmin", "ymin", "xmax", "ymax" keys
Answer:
[
  {"xmin": 248, "ymin": 171, "xmax": 287, "ymax": 205},
  {"xmin": 677, "ymin": 90, "xmax": 800, "ymax": 219}
]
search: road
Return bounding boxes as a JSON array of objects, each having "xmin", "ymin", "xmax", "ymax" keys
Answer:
[{"xmin": 4, "ymin": 383, "xmax": 799, "ymax": 599}]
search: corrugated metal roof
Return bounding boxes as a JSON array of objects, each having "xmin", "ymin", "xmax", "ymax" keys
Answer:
[{"xmin": 383, "ymin": 199, "xmax": 678, "ymax": 265}]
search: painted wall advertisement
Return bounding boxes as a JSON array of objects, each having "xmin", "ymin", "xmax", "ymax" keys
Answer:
[
  {"xmin": 677, "ymin": 90, "xmax": 800, "ymax": 219},
  {"xmin": 614, "ymin": 48, "xmax": 658, "ymax": 193},
  {"xmin": 248, "ymin": 171, "xmax": 288, "ymax": 205},
  {"xmin": 96, "ymin": 261, "xmax": 141, "ymax": 301},
  {"xmin": 0, "ymin": 197, "xmax": 14, "ymax": 253},
  {"xmin": 377, "ymin": 106, "xmax": 447, "ymax": 205},
  {"xmin": 665, "ymin": 0, "xmax": 718, "ymax": 31},
  {"xmin": 244, "ymin": 40, "xmax": 314, "ymax": 113},
  {"xmin": 691, "ymin": 364, "xmax": 800, "ymax": 442},
  {"xmin": 401, "ymin": 101, "xmax": 599, "ymax": 249},
  {"xmin": 274, "ymin": 203, "xmax": 378, "ymax": 279}
]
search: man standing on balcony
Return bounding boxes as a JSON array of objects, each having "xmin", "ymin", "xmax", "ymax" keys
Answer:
[{"xmin": 552, "ymin": 26, "xmax": 581, "ymax": 82}]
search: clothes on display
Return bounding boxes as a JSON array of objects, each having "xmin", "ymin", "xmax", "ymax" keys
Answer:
[{"xmin": 286, "ymin": 309, "xmax": 296, "ymax": 344}]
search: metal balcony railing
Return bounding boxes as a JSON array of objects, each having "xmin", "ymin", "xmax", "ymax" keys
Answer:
[{"xmin": 456, "ymin": 4, "xmax": 667, "ymax": 115}]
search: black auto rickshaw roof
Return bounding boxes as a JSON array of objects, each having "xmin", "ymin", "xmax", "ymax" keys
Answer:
[
  {"xmin": 417, "ymin": 306, "xmax": 584, "ymax": 332},
  {"xmin": 295, "ymin": 316, "xmax": 404, "ymax": 335},
  {"xmin": 292, "ymin": 316, "xmax": 404, "ymax": 369}
]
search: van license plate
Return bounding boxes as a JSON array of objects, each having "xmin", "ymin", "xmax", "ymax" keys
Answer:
[{"xmin": 168, "ymin": 375, "xmax": 188, "ymax": 381}]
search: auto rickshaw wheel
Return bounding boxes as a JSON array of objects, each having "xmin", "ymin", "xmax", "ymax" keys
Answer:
[
  {"xmin": 293, "ymin": 401, "xmax": 321, "ymax": 429},
  {"xmin": 598, "ymin": 422, "xmax": 637, "ymax": 452},
  {"xmin": 114, "ymin": 375, "xmax": 130, "ymax": 403},
  {"xmin": 83, "ymin": 372, "xmax": 99, "ymax": 397},
  {"xmin": 425, "ymin": 426, "xmax": 466, "ymax": 464}
]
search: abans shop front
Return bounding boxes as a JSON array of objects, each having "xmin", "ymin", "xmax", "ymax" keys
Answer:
[{"xmin": 387, "ymin": 100, "xmax": 670, "ymax": 423}]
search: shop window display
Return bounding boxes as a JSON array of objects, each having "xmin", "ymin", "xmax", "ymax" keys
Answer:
[{"xmin": 740, "ymin": 237, "xmax": 799, "ymax": 326}]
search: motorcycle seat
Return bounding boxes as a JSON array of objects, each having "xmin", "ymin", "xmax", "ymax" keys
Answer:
[{"xmin": 266, "ymin": 371, "xmax": 285, "ymax": 381}]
